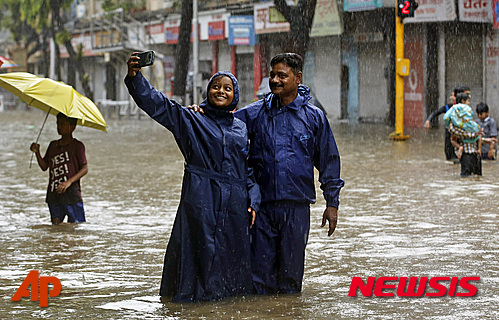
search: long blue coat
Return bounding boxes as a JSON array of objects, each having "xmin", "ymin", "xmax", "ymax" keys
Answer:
[{"xmin": 125, "ymin": 71, "xmax": 260, "ymax": 302}]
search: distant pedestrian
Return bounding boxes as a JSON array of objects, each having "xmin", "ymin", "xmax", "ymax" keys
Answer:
[
  {"xmin": 475, "ymin": 102, "xmax": 497, "ymax": 160},
  {"xmin": 424, "ymin": 85, "xmax": 470, "ymax": 161},
  {"xmin": 30, "ymin": 113, "xmax": 88, "ymax": 225},
  {"xmin": 446, "ymin": 93, "xmax": 483, "ymax": 176},
  {"xmin": 125, "ymin": 53, "xmax": 260, "ymax": 302}
]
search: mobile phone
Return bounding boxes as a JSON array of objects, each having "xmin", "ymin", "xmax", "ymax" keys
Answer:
[{"xmin": 134, "ymin": 51, "xmax": 155, "ymax": 67}]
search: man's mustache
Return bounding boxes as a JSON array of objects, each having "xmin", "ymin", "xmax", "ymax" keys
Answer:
[{"xmin": 270, "ymin": 83, "xmax": 284, "ymax": 88}]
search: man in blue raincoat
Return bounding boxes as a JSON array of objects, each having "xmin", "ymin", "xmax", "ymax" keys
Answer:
[
  {"xmin": 235, "ymin": 53, "xmax": 345, "ymax": 294},
  {"xmin": 125, "ymin": 55, "xmax": 260, "ymax": 302}
]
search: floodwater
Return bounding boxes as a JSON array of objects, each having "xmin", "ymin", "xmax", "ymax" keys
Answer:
[{"xmin": 1, "ymin": 109, "xmax": 497, "ymax": 319}]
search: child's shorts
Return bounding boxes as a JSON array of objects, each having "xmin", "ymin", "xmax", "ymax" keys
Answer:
[{"xmin": 48, "ymin": 203, "xmax": 86, "ymax": 223}]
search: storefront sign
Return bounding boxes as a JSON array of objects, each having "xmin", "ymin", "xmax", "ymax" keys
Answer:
[
  {"xmin": 311, "ymin": 0, "xmax": 342, "ymax": 36},
  {"xmin": 208, "ymin": 21, "xmax": 225, "ymax": 41},
  {"xmin": 165, "ymin": 18, "xmax": 180, "ymax": 44},
  {"xmin": 404, "ymin": 0, "xmax": 457, "ymax": 23},
  {"xmin": 459, "ymin": 0, "xmax": 492, "ymax": 22},
  {"xmin": 146, "ymin": 22, "xmax": 165, "ymax": 44},
  {"xmin": 199, "ymin": 11, "xmax": 229, "ymax": 41},
  {"xmin": 344, "ymin": 0, "xmax": 382, "ymax": 12},
  {"xmin": 228, "ymin": 16, "xmax": 256, "ymax": 45}
]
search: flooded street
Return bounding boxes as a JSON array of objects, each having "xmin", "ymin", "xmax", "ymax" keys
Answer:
[{"xmin": 1, "ymin": 109, "xmax": 497, "ymax": 319}]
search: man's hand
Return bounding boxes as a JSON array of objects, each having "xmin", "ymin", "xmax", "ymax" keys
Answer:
[
  {"xmin": 322, "ymin": 207, "xmax": 338, "ymax": 236},
  {"xmin": 127, "ymin": 53, "xmax": 141, "ymax": 78},
  {"xmin": 423, "ymin": 120, "xmax": 431, "ymax": 130}
]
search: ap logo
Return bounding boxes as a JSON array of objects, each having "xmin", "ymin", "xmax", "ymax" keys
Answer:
[{"xmin": 11, "ymin": 270, "xmax": 61, "ymax": 307}]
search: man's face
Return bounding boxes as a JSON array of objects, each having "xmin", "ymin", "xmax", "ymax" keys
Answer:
[{"xmin": 269, "ymin": 62, "xmax": 302, "ymax": 98}]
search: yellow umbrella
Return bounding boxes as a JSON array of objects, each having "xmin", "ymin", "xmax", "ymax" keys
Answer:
[
  {"xmin": 0, "ymin": 72, "xmax": 107, "ymax": 167},
  {"xmin": 0, "ymin": 72, "xmax": 107, "ymax": 132}
]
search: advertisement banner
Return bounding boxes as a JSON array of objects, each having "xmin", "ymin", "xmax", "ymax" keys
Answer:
[
  {"xmin": 404, "ymin": 0, "xmax": 457, "ymax": 23},
  {"xmin": 458, "ymin": 0, "xmax": 492, "ymax": 22},
  {"xmin": 311, "ymin": 0, "xmax": 342, "ymax": 36},
  {"xmin": 228, "ymin": 16, "xmax": 256, "ymax": 45}
]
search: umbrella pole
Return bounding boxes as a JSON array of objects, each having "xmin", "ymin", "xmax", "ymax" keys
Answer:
[{"xmin": 30, "ymin": 111, "xmax": 50, "ymax": 168}]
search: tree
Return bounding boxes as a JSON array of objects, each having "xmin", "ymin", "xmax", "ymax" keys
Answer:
[
  {"xmin": 172, "ymin": 0, "xmax": 193, "ymax": 101},
  {"xmin": 0, "ymin": 0, "xmax": 50, "ymax": 74},
  {"xmin": 274, "ymin": 0, "xmax": 317, "ymax": 57},
  {"xmin": 0, "ymin": 0, "xmax": 95, "ymax": 99}
]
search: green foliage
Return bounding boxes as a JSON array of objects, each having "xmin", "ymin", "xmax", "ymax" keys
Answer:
[{"xmin": 55, "ymin": 29, "xmax": 71, "ymax": 45}]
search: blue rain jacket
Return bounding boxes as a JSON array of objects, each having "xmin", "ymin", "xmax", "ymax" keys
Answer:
[
  {"xmin": 235, "ymin": 85, "xmax": 344, "ymax": 208},
  {"xmin": 125, "ymin": 71, "xmax": 260, "ymax": 302}
]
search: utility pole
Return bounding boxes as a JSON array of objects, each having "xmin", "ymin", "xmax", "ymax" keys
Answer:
[{"xmin": 390, "ymin": 0, "xmax": 418, "ymax": 141}]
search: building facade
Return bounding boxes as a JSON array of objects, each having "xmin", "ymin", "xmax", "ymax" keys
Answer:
[{"xmin": 23, "ymin": 0, "xmax": 499, "ymax": 126}]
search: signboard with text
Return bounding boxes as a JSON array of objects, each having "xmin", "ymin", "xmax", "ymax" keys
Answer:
[
  {"xmin": 344, "ymin": 0, "xmax": 382, "ymax": 12},
  {"xmin": 458, "ymin": 0, "xmax": 492, "ymax": 23},
  {"xmin": 404, "ymin": 0, "xmax": 457, "ymax": 23},
  {"xmin": 228, "ymin": 16, "xmax": 256, "ymax": 45}
]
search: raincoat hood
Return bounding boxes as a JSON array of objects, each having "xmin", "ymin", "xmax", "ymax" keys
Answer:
[{"xmin": 200, "ymin": 71, "xmax": 239, "ymax": 113}]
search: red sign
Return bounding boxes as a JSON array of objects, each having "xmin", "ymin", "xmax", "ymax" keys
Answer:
[
  {"xmin": 166, "ymin": 26, "xmax": 179, "ymax": 44},
  {"xmin": 208, "ymin": 21, "xmax": 225, "ymax": 40}
]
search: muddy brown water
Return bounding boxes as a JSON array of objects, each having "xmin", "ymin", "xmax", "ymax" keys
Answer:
[{"xmin": 1, "ymin": 110, "xmax": 497, "ymax": 319}]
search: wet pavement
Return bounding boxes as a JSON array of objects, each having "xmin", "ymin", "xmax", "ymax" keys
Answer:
[{"xmin": 1, "ymin": 109, "xmax": 498, "ymax": 319}]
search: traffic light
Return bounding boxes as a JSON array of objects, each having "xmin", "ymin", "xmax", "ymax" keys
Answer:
[{"xmin": 397, "ymin": 0, "xmax": 419, "ymax": 19}]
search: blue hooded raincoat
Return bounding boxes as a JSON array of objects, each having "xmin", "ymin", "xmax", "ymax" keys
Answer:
[
  {"xmin": 125, "ymin": 71, "xmax": 260, "ymax": 302},
  {"xmin": 235, "ymin": 84, "xmax": 344, "ymax": 293}
]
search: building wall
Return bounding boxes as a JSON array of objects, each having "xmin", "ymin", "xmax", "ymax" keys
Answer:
[
  {"xmin": 357, "ymin": 40, "xmax": 389, "ymax": 122},
  {"xmin": 485, "ymin": 29, "xmax": 499, "ymax": 121},
  {"xmin": 445, "ymin": 23, "xmax": 484, "ymax": 106},
  {"xmin": 311, "ymin": 36, "xmax": 342, "ymax": 119}
]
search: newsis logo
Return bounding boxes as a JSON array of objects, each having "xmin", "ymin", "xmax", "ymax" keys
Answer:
[
  {"xmin": 348, "ymin": 276, "xmax": 480, "ymax": 297},
  {"xmin": 11, "ymin": 270, "xmax": 61, "ymax": 307}
]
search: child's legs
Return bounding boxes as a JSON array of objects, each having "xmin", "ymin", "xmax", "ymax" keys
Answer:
[
  {"xmin": 48, "ymin": 203, "xmax": 66, "ymax": 224},
  {"xmin": 47, "ymin": 203, "xmax": 86, "ymax": 224},
  {"xmin": 65, "ymin": 203, "xmax": 86, "ymax": 223}
]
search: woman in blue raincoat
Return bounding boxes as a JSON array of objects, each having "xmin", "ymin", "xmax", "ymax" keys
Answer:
[{"xmin": 125, "ymin": 54, "xmax": 260, "ymax": 302}]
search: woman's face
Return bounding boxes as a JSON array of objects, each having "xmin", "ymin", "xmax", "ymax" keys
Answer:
[{"xmin": 208, "ymin": 76, "xmax": 234, "ymax": 109}]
